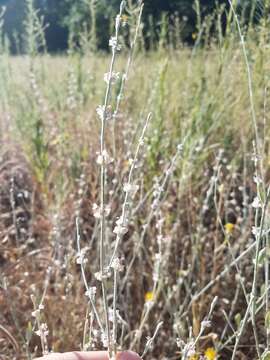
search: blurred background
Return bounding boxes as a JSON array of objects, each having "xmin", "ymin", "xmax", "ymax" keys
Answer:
[{"xmin": 0, "ymin": 0, "xmax": 265, "ymax": 53}]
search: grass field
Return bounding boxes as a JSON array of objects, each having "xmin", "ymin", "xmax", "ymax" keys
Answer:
[{"xmin": 1, "ymin": 3, "xmax": 270, "ymax": 360}]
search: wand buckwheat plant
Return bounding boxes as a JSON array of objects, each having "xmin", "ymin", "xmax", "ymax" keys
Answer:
[
  {"xmin": 227, "ymin": 1, "xmax": 270, "ymax": 359},
  {"xmin": 96, "ymin": 3, "xmax": 126, "ymax": 356},
  {"xmin": 76, "ymin": 2, "xmax": 152, "ymax": 358}
]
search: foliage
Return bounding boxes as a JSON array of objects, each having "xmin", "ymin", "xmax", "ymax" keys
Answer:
[{"xmin": 0, "ymin": 0, "xmax": 267, "ymax": 53}]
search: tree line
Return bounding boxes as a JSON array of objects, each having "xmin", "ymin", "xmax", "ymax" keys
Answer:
[{"xmin": 0, "ymin": 0, "xmax": 265, "ymax": 53}]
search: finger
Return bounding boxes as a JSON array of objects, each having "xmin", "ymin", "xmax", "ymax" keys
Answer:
[
  {"xmin": 34, "ymin": 351, "xmax": 108, "ymax": 360},
  {"xmin": 118, "ymin": 351, "xmax": 142, "ymax": 360},
  {"xmin": 34, "ymin": 350, "xmax": 142, "ymax": 360}
]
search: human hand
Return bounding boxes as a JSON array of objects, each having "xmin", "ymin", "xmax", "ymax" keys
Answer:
[{"xmin": 34, "ymin": 350, "xmax": 142, "ymax": 360}]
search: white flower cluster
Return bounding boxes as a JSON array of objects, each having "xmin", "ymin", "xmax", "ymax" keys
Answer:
[
  {"xmin": 76, "ymin": 248, "xmax": 88, "ymax": 265},
  {"xmin": 176, "ymin": 338, "xmax": 196, "ymax": 357},
  {"xmin": 177, "ymin": 143, "xmax": 183, "ymax": 153},
  {"xmin": 111, "ymin": 257, "xmax": 124, "ymax": 272},
  {"xmin": 104, "ymin": 71, "xmax": 120, "ymax": 85},
  {"xmin": 85, "ymin": 286, "xmax": 97, "ymax": 302},
  {"xmin": 252, "ymin": 226, "xmax": 258, "ymax": 236},
  {"xmin": 101, "ymin": 332, "xmax": 108, "ymax": 347},
  {"xmin": 113, "ymin": 216, "xmax": 128, "ymax": 237},
  {"xmin": 200, "ymin": 319, "xmax": 211, "ymax": 331},
  {"xmin": 253, "ymin": 174, "xmax": 262, "ymax": 185},
  {"xmin": 109, "ymin": 36, "xmax": 122, "ymax": 51},
  {"xmin": 94, "ymin": 270, "xmax": 111, "ymax": 281},
  {"xmin": 109, "ymin": 307, "xmax": 119, "ymax": 322},
  {"xmin": 92, "ymin": 203, "xmax": 111, "ymax": 219},
  {"xmin": 182, "ymin": 341, "xmax": 196, "ymax": 357},
  {"xmin": 151, "ymin": 180, "xmax": 164, "ymax": 210},
  {"xmin": 252, "ymin": 196, "xmax": 262, "ymax": 209},
  {"xmin": 123, "ymin": 182, "xmax": 139, "ymax": 196},
  {"xmin": 96, "ymin": 150, "xmax": 113, "ymax": 166},
  {"xmin": 35, "ymin": 323, "xmax": 49, "ymax": 338},
  {"xmin": 31, "ymin": 304, "xmax": 44, "ymax": 318},
  {"xmin": 96, "ymin": 105, "xmax": 112, "ymax": 122}
]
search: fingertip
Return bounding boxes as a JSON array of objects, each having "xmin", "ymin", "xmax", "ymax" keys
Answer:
[{"xmin": 117, "ymin": 350, "xmax": 142, "ymax": 360}]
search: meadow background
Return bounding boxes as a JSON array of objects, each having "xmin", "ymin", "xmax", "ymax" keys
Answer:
[{"xmin": 0, "ymin": 0, "xmax": 270, "ymax": 359}]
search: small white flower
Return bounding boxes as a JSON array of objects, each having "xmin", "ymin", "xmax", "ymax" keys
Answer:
[
  {"xmin": 104, "ymin": 72, "xmax": 120, "ymax": 85},
  {"xmin": 76, "ymin": 251, "xmax": 88, "ymax": 265},
  {"xmin": 252, "ymin": 226, "xmax": 260, "ymax": 236},
  {"xmin": 109, "ymin": 36, "xmax": 121, "ymax": 51},
  {"xmin": 252, "ymin": 197, "xmax": 262, "ymax": 209},
  {"xmin": 182, "ymin": 341, "xmax": 196, "ymax": 357},
  {"xmin": 96, "ymin": 150, "xmax": 113, "ymax": 166},
  {"xmin": 113, "ymin": 224, "xmax": 128, "ymax": 236},
  {"xmin": 94, "ymin": 270, "xmax": 111, "ymax": 281},
  {"xmin": 35, "ymin": 323, "xmax": 49, "ymax": 337},
  {"xmin": 96, "ymin": 105, "xmax": 105, "ymax": 120},
  {"xmin": 92, "ymin": 203, "xmax": 101, "ymax": 218},
  {"xmin": 94, "ymin": 271, "xmax": 103, "ymax": 281},
  {"xmin": 252, "ymin": 226, "xmax": 268, "ymax": 237},
  {"xmin": 85, "ymin": 287, "xmax": 97, "ymax": 301},
  {"xmin": 177, "ymin": 143, "xmax": 183, "ymax": 152},
  {"xmin": 253, "ymin": 175, "xmax": 262, "ymax": 185},
  {"xmin": 101, "ymin": 332, "xmax": 108, "ymax": 347},
  {"xmin": 151, "ymin": 199, "xmax": 159, "ymax": 210},
  {"xmin": 109, "ymin": 308, "xmax": 119, "ymax": 322},
  {"xmin": 92, "ymin": 203, "xmax": 111, "ymax": 219},
  {"xmin": 145, "ymin": 336, "xmax": 153, "ymax": 350},
  {"xmin": 201, "ymin": 319, "xmax": 211, "ymax": 330},
  {"xmin": 176, "ymin": 337, "xmax": 185, "ymax": 348},
  {"xmin": 153, "ymin": 185, "xmax": 163, "ymax": 197},
  {"xmin": 116, "ymin": 216, "xmax": 127, "ymax": 225},
  {"xmin": 145, "ymin": 299, "xmax": 154, "ymax": 309},
  {"xmin": 35, "ymin": 330, "xmax": 41, "ymax": 336},
  {"xmin": 123, "ymin": 183, "xmax": 139, "ymax": 195},
  {"xmin": 31, "ymin": 309, "xmax": 40, "ymax": 318},
  {"xmin": 111, "ymin": 257, "xmax": 124, "ymax": 272},
  {"xmin": 96, "ymin": 105, "xmax": 112, "ymax": 122}
]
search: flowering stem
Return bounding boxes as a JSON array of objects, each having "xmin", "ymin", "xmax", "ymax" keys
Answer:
[
  {"xmin": 250, "ymin": 188, "xmax": 270, "ymax": 350},
  {"xmin": 109, "ymin": 112, "xmax": 151, "ymax": 268},
  {"xmin": 110, "ymin": 112, "xmax": 151, "ymax": 354},
  {"xmin": 140, "ymin": 321, "xmax": 163, "ymax": 359},
  {"xmin": 76, "ymin": 217, "xmax": 104, "ymax": 334},
  {"xmin": 99, "ymin": 2, "xmax": 125, "ymax": 356},
  {"xmin": 122, "ymin": 145, "xmax": 183, "ymax": 289},
  {"xmin": 112, "ymin": 2, "xmax": 144, "ymax": 158}
]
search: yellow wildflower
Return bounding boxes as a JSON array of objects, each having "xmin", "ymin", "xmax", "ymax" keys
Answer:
[
  {"xmin": 204, "ymin": 347, "xmax": 217, "ymax": 360},
  {"xmin": 188, "ymin": 355, "xmax": 199, "ymax": 360},
  {"xmin": 145, "ymin": 291, "xmax": 154, "ymax": 302},
  {"xmin": 225, "ymin": 222, "xmax": 234, "ymax": 234}
]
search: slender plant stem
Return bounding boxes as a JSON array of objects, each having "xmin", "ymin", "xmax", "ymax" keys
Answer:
[
  {"xmin": 112, "ymin": 2, "xmax": 144, "ymax": 157},
  {"xmin": 76, "ymin": 218, "xmax": 104, "ymax": 334},
  {"xmin": 99, "ymin": 3, "xmax": 125, "ymax": 356}
]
